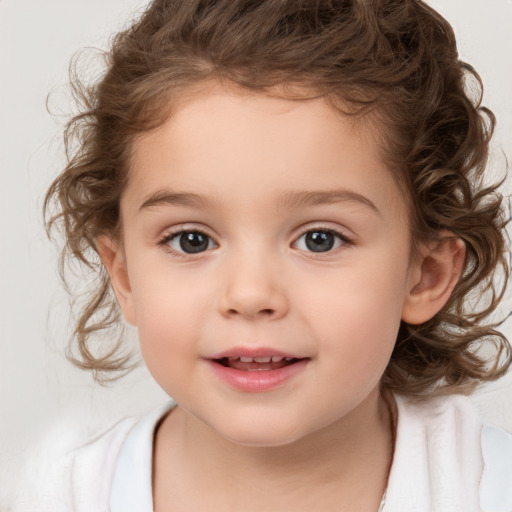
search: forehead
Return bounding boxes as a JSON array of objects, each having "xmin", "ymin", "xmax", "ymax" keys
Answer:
[{"xmin": 126, "ymin": 85, "xmax": 407, "ymax": 222}]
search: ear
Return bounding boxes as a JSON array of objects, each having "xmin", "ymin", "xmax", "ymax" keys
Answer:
[
  {"xmin": 401, "ymin": 234, "xmax": 466, "ymax": 325},
  {"xmin": 96, "ymin": 235, "xmax": 137, "ymax": 326}
]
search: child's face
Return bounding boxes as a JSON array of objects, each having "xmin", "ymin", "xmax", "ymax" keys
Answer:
[{"xmin": 114, "ymin": 85, "xmax": 420, "ymax": 446}]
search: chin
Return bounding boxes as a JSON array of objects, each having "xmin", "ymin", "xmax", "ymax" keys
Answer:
[
  {"xmin": 209, "ymin": 414, "xmax": 312, "ymax": 448},
  {"xmin": 222, "ymin": 430, "xmax": 304, "ymax": 448}
]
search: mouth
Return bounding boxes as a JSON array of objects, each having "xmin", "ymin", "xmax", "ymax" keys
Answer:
[
  {"xmin": 213, "ymin": 355, "xmax": 303, "ymax": 372},
  {"xmin": 206, "ymin": 349, "xmax": 310, "ymax": 392}
]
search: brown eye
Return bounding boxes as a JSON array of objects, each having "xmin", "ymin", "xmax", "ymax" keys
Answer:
[
  {"xmin": 294, "ymin": 229, "xmax": 351, "ymax": 253},
  {"xmin": 170, "ymin": 231, "xmax": 213, "ymax": 254},
  {"xmin": 305, "ymin": 231, "xmax": 335, "ymax": 252}
]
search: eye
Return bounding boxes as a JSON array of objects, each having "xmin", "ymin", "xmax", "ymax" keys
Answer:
[
  {"xmin": 293, "ymin": 229, "xmax": 351, "ymax": 253},
  {"xmin": 162, "ymin": 230, "xmax": 216, "ymax": 254}
]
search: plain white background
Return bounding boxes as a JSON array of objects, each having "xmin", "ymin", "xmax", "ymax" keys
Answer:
[{"xmin": 1, "ymin": 0, "xmax": 511, "ymax": 506}]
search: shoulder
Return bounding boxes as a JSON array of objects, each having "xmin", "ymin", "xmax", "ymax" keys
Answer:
[
  {"xmin": 480, "ymin": 424, "xmax": 512, "ymax": 512},
  {"xmin": 66, "ymin": 416, "xmax": 141, "ymax": 510},
  {"xmin": 71, "ymin": 401, "xmax": 175, "ymax": 511},
  {"xmin": 384, "ymin": 394, "xmax": 512, "ymax": 512},
  {"xmin": 10, "ymin": 403, "xmax": 173, "ymax": 512}
]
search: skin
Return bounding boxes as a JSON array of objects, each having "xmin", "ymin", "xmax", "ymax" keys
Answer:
[{"xmin": 99, "ymin": 84, "xmax": 466, "ymax": 511}]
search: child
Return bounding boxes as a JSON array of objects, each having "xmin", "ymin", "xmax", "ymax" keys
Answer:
[{"xmin": 40, "ymin": 0, "xmax": 511, "ymax": 510}]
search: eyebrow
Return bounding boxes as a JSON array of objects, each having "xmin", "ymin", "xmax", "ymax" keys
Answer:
[
  {"xmin": 139, "ymin": 190, "xmax": 218, "ymax": 211},
  {"xmin": 278, "ymin": 189, "xmax": 380, "ymax": 215},
  {"xmin": 138, "ymin": 188, "xmax": 380, "ymax": 215}
]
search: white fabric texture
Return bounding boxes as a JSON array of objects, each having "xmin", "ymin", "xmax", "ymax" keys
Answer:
[
  {"xmin": 13, "ymin": 395, "xmax": 512, "ymax": 511},
  {"xmin": 480, "ymin": 424, "xmax": 512, "ymax": 511},
  {"xmin": 109, "ymin": 402, "xmax": 174, "ymax": 512},
  {"xmin": 384, "ymin": 395, "xmax": 512, "ymax": 512}
]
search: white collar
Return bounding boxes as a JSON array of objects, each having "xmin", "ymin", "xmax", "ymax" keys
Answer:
[
  {"xmin": 109, "ymin": 396, "xmax": 512, "ymax": 512},
  {"xmin": 109, "ymin": 402, "xmax": 175, "ymax": 512}
]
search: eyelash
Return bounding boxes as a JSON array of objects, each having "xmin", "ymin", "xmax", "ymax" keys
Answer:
[
  {"xmin": 293, "ymin": 227, "xmax": 354, "ymax": 254},
  {"xmin": 157, "ymin": 227, "xmax": 217, "ymax": 258},
  {"xmin": 157, "ymin": 225, "xmax": 354, "ymax": 257}
]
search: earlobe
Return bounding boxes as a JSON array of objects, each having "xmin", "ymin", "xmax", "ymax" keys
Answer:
[
  {"xmin": 402, "ymin": 234, "xmax": 466, "ymax": 325},
  {"xmin": 96, "ymin": 235, "xmax": 137, "ymax": 326}
]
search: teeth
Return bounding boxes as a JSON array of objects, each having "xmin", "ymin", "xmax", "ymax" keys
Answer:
[
  {"xmin": 254, "ymin": 356, "xmax": 271, "ymax": 363},
  {"xmin": 234, "ymin": 355, "xmax": 289, "ymax": 363}
]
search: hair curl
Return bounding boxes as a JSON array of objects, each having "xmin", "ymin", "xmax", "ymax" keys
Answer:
[{"xmin": 44, "ymin": 0, "xmax": 510, "ymax": 393}]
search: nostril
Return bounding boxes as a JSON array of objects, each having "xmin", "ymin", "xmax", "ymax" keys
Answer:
[{"xmin": 226, "ymin": 308, "xmax": 275, "ymax": 316}]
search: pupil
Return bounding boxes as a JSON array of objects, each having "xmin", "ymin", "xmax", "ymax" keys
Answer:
[
  {"xmin": 179, "ymin": 232, "xmax": 208, "ymax": 253},
  {"xmin": 305, "ymin": 231, "xmax": 334, "ymax": 252}
]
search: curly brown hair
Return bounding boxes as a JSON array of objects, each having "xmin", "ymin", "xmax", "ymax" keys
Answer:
[{"xmin": 44, "ymin": 0, "xmax": 510, "ymax": 394}]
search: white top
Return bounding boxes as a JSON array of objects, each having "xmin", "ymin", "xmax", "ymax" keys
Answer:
[
  {"xmin": 110, "ymin": 402, "xmax": 174, "ymax": 512},
  {"xmin": 12, "ymin": 394, "xmax": 512, "ymax": 512}
]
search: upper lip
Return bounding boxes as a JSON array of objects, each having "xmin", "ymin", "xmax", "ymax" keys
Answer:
[{"xmin": 207, "ymin": 347, "xmax": 305, "ymax": 360}]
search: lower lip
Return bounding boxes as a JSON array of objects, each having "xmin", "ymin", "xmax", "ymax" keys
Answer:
[{"xmin": 206, "ymin": 359, "xmax": 309, "ymax": 392}]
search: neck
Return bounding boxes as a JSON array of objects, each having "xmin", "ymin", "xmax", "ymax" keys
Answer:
[{"xmin": 153, "ymin": 389, "xmax": 395, "ymax": 512}]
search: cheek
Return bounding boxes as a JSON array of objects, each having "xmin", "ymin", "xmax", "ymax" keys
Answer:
[
  {"xmin": 300, "ymin": 259, "xmax": 408, "ymax": 368},
  {"xmin": 311, "ymin": 293, "xmax": 400, "ymax": 404},
  {"xmin": 130, "ymin": 269, "xmax": 216, "ymax": 385}
]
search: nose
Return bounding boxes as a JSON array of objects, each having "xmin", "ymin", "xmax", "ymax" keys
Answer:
[{"xmin": 218, "ymin": 252, "xmax": 289, "ymax": 321}]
